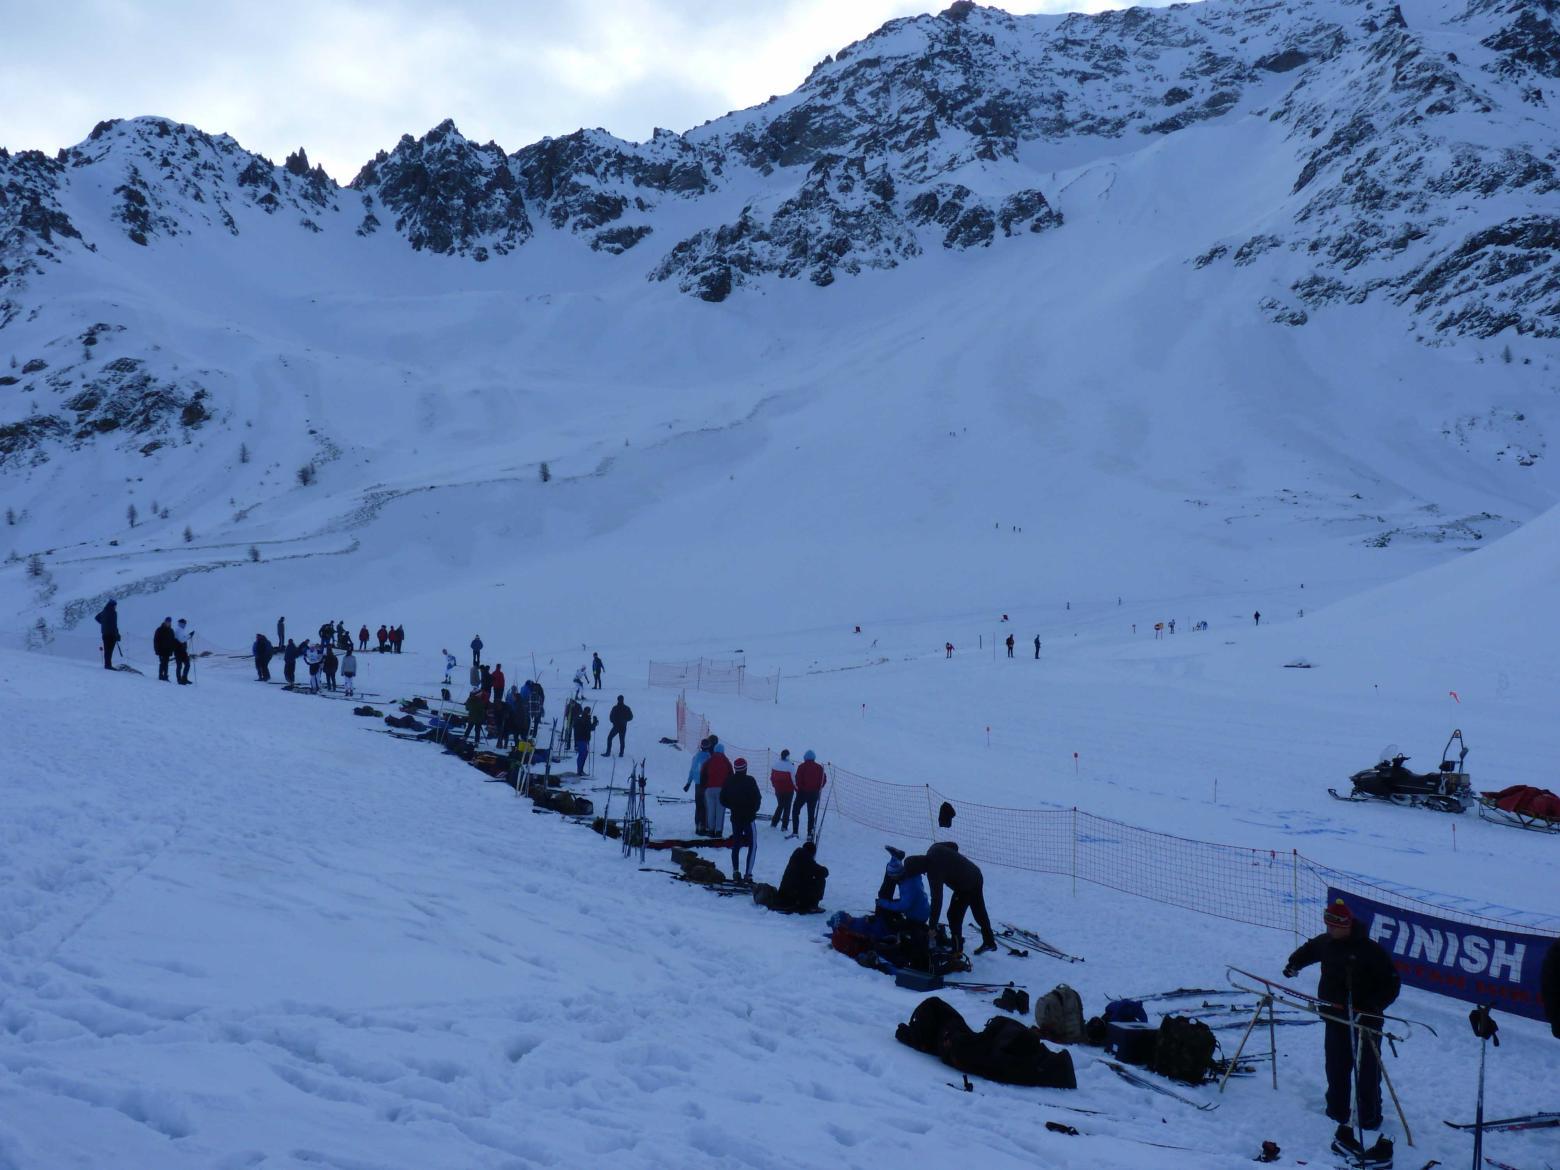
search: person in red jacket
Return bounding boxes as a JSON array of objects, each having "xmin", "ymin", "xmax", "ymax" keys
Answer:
[
  {"xmin": 358, "ymin": 624, "xmax": 369, "ymax": 651},
  {"xmin": 490, "ymin": 664, "xmax": 506, "ymax": 705},
  {"xmin": 701, "ymin": 744, "xmax": 732, "ymax": 837},
  {"xmin": 769, "ymin": 749, "xmax": 796, "ymax": 831},
  {"xmin": 793, "ymin": 750, "xmax": 826, "ymax": 840}
]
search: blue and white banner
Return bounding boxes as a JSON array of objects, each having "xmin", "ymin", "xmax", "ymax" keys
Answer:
[{"xmin": 1331, "ymin": 887, "xmax": 1554, "ymax": 1022}]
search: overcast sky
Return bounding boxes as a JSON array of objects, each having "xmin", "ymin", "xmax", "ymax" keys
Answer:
[{"xmin": 1, "ymin": 0, "xmax": 1133, "ymax": 179}]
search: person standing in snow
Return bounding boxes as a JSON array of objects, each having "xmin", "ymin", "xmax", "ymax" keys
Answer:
[
  {"xmin": 1542, "ymin": 938, "xmax": 1559, "ymax": 1038},
  {"xmin": 277, "ymin": 616, "xmax": 285, "ymax": 647},
  {"xmin": 769, "ymin": 749, "xmax": 797, "ymax": 831},
  {"xmin": 359, "ymin": 624, "xmax": 370, "ymax": 651},
  {"xmin": 490, "ymin": 664, "xmax": 506, "ymax": 707},
  {"xmin": 572, "ymin": 705, "xmax": 597, "ymax": 775},
  {"xmin": 173, "ymin": 619, "xmax": 194, "ymax": 685},
  {"xmin": 153, "ymin": 616, "xmax": 177, "ymax": 682},
  {"xmin": 721, "ymin": 758, "xmax": 762, "ymax": 881},
  {"xmin": 462, "ymin": 688, "xmax": 488, "ymax": 744},
  {"xmin": 304, "ymin": 640, "xmax": 323, "ymax": 693},
  {"xmin": 1033, "ymin": 635, "xmax": 1041, "ymax": 660},
  {"xmin": 342, "ymin": 647, "xmax": 357, "ymax": 697},
  {"xmin": 1253, "ymin": 611, "xmax": 1261, "ymax": 626},
  {"xmin": 685, "ymin": 734, "xmax": 715, "ymax": 834},
  {"xmin": 282, "ymin": 638, "xmax": 300, "ymax": 685},
  {"xmin": 442, "ymin": 648, "xmax": 456, "ymax": 684},
  {"xmin": 1005, "ymin": 633, "xmax": 1015, "ymax": 658},
  {"xmin": 605, "ymin": 696, "xmax": 633, "ymax": 756},
  {"xmin": 392, "ymin": 624, "xmax": 404, "ymax": 653},
  {"xmin": 591, "ymin": 652, "xmax": 604, "ymax": 689},
  {"xmin": 94, "ymin": 599, "xmax": 120, "ymax": 670},
  {"xmin": 525, "ymin": 680, "xmax": 545, "ymax": 740},
  {"xmin": 900, "ymin": 841, "xmax": 997, "ymax": 956},
  {"xmin": 701, "ymin": 742, "xmax": 732, "ymax": 837},
  {"xmin": 252, "ymin": 632, "xmax": 274, "ymax": 681},
  {"xmin": 470, "ymin": 634, "xmax": 483, "ymax": 666},
  {"xmin": 792, "ymin": 750, "xmax": 827, "ymax": 840},
  {"xmin": 572, "ymin": 664, "xmax": 588, "ymax": 699},
  {"xmin": 1284, "ymin": 899, "xmax": 1399, "ymax": 1161},
  {"xmin": 945, "ymin": 642, "xmax": 954, "ymax": 658},
  {"xmin": 323, "ymin": 645, "xmax": 339, "ymax": 692}
]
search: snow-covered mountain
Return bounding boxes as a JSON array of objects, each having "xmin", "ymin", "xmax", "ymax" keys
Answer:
[{"xmin": 2, "ymin": 0, "xmax": 1559, "ymax": 649}]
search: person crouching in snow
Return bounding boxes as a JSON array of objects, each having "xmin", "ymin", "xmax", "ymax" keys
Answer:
[{"xmin": 876, "ymin": 847, "xmax": 930, "ymax": 927}]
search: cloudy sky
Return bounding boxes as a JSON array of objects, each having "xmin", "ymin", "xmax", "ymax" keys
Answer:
[{"xmin": 1, "ymin": 0, "xmax": 1132, "ymax": 179}]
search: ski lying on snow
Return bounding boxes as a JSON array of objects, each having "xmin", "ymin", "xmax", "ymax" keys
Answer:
[
  {"xmin": 1112, "ymin": 987, "xmax": 1224, "ymax": 1003},
  {"xmin": 1100, "ymin": 1060, "xmax": 1218, "ymax": 1110},
  {"xmin": 1445, "ymin": 1111, "xmax": 1560, "ymax": 1133},
  {"xmin": 998, "ymin": 922, "xmax": 1083, "ymax": 963}
]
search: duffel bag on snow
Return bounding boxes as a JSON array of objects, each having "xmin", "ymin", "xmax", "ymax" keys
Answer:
[
  {"xmin": 946, "ymin": 1016, "xmax": 1077, "ymax": 1089},
  {"xmin": 1154, "ymin": 1015, "xmax": 1217, "ymax": 1084}
]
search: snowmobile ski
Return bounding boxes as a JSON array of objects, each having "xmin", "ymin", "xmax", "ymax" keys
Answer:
[{"xmin": 1101, "ymin": 1060, "xmax": 1218, "ymax": 1110}]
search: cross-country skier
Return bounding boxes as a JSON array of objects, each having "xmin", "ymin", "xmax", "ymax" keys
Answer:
[
  {"xmin": 572, "ymin": 664, "xmax": 588, "ymax": 698},
  {"xmin": 591, "ymin": 652, "xmax": 604, "ymax": 689},
  {"xmin": 342, "ymin": 648, "xmax": 357, "ymax": 697},
  {"xmin": 94, "ymin": 599, "xmax": 120, "ymax": 670},
  {"xmin": 1284, "ymin": 899, "xmax": 1400, "ymax": 1165},
  {"xmin": 901, "ymin": 842, "xmax": 997, "ymax": 956},
  {"xmin": 721, "ymin": 758, "xmax": 762, "ymax": 881},
  {"xmin": 605, "ymin": 696, "xmax": 632, "ymax": 756},
  {"xmin": 769, "ymin": 749, "xmax": 796, "ymax": 831},
  {"xmin": 173, "ymin": 619, "xmax": 194, "ymax": 685},
  {"xmin": 443, "ymin": 649, "xmax": 456, "ymax": 684},
  {"xmin": 792, "ymin": 750, "xmax": 827, "ymax": 840}
]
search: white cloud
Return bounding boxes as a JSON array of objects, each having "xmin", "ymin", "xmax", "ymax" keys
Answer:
[{"xmin": 0, "ymin": 0, "xmax": 1141, "ymax": 178}]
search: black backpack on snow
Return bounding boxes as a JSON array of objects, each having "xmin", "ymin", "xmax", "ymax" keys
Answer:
[{"xmin": 1153, "ymin": 1015, "xmax": 1217, "ymax": 1084}]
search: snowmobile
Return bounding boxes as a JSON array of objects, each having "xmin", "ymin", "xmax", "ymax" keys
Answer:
[{"xmin": 1329, "ymin": 730, "xmax": 1471, "ymax": 813}]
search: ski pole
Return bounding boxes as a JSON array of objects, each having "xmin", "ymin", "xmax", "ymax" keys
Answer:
[{"xmin": 1468, "ymin": 1004, "xmax": 1498, "ymax": 1167}]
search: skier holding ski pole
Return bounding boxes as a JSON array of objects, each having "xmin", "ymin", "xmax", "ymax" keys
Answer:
[{"xmin": 1284, "ymin": 899, "xmax": 1399, "ymax": 1167}]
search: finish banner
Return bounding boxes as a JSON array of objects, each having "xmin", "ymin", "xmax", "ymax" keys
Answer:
[{"xmin": 1331, "ymin": 887, "xmax": 1553, "ymax": 1022}]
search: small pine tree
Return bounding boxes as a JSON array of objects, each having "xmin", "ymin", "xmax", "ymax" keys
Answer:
[
  {"xmin": 297, "ymin": 463, "xmax": 316, "ymax": 486},
  {"xmin": 239, "ymin": 442, "xmax": 250, "ymax": 464},
  {"xmin": 27, "ymin": 552, "xmax": 44, "ymax": 578},
  {"xmin": 1501, "ymin": 344, "xmax": 1514, "ymax": 364},
  {"xmin": 248, "ymin": 545, "xmax": 260, "ymax": 562},
  {"xmin": 4, "ymin": 507, "xmax": 14, "ymax": 526},
  {"xmin": 183, "ymin": 525, "xmax": 194, "ymax": 543},
  {"xmin": 539, "ymin": 461, "xmax": 551, "ymax": 483},
  {"xmin": 160, "ymin": 507, "xmax": 170, "ymax": 520},
  {"xmin": 127, "ymin": 503, "xmax": 138, "ymax": 527}
]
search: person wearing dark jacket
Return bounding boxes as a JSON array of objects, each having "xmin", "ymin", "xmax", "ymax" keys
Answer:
[
  {"xmin": 252, "ymin": 633, "xmax": 274, "ymax": 681},
  {"xmin": 1541, "ymin": 936, "xmax": 1559, "ymax": 1039},
  {"xmin": 277, "ymin": 616, "xmax": 285, "ymax": 647},
  {"xmin": 774, "ymin": 840, "xmax": 828, "ymax": 910},
  {"xmin": 701, "ymin": 744, "xmax": 732, "ymax": 837},
  {"xmin": 462, "ymin": 690, "xmax": 488, "ymax": 744},
  {"xmin": 525, "ymin": 680, "xmax": 545, "ymax": 736},
  {"xmin": 94, "ymin": 600, "xmax": 121, "ymax": 669},
  {"xmin": 720, "ymin": 758, "xmax": 763, "ymax": 881},
  {"xmin": 1285, "ymin": 899, "xmax": 1401, "ymax": 1154},
  {"xmin": 572, "ymin": 706, "xmax": 597, "ymax": 775},
  {"xmin": 605, "ymin": 697, "xmax": 633, "ymax": 756},
  {"xmin": 323, "ymin": 646, "xmax": 339, "ymax": 691},
  {"xmin": 358, "ymin": 624, "xmax": 369, "ymax": 651},
  {"xmin": 153, "ymin": 616, "xmax": 177, "ymax": 681},
  {"xmin": 591, "ymin": 652, "xmax": 604, "ymax": 689},
  {"xmin": 901, "ymin": 841, "xmax": 997, "ymax": 956},
  {"xmin": 470, "ymin": 634, "xmax": 483, "ymax": 666},
  {"xmin": 282, "ymin": 638, "xmax": 300, "ymax": 685}
]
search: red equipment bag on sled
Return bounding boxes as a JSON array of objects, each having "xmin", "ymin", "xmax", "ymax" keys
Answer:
[{"xmin": 1492, "ymin": 785, "xmax": 1560, "ymax": 819}]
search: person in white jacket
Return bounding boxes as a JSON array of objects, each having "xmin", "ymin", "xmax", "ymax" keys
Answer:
[
  {"xmin": 769, "ymin": 749, "xmax": 797, "ymax": 831},
  {"xmin": 172, "ymin": 618, "xmax": 194, "ymax": 685},
  {"xmin": 304, "ymin": 641, "xmax": 325, "ymax": 694},
  {"xmin": 342, "ymin": 649, "xmax": 358, "ymax": 698}
]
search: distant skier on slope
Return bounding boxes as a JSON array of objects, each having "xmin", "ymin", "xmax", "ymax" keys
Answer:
[
  {"xmin": 443, "ymin": 649, "xmax": 456, "ymax": 684},
  {"xmin": 94, "ymin": 599, "xmax": 120, "ymax": 670},
  {"xmin": 323, "ymin": 645, "xmax": 339, "ymax": 691}
]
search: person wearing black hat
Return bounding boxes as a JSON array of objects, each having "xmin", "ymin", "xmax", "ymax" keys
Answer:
[
  {"xmin": 94, "ymin": 599, "xmax": 120, "ymax": 669},
  {"xmin": 153, "ymin": 617, "xmax": 177, "ymax": 681},
  {"xmin": 1284, "ymin": 898, "xmax": 1400, "ymax": 1162},
  {"xmin": 720, "ymin": 758, "xmax": 762, "ymax": 881}
]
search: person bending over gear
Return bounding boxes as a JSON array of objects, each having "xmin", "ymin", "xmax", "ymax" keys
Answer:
[
  {"xmin": 901, "ymin": 841, "xmax": 997, "ymax": 956},
  {"xmin": 1285, "ymin": 899, "xmax": 1400, "ymax": 1163},
  {"xmin": 720, "ymin": 758, "xmax": 762, "ymax": 881}
]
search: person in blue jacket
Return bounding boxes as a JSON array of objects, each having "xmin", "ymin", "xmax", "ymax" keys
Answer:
[
  {"xmin": 876, "ymin": 848, "xmax": 930, "ymax": 925},
  {"xmin": 684, "ymin": 734, "xmax": 715, "ymax": 833}
]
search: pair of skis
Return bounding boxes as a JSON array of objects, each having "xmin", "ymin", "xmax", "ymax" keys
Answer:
[
  {"xmin": 998, "ymin": 921, "xmax": 1084, "ymax": 964},
  {"xmin": 1444, "ymin": 1111, "xmax": 1560, "ymax": 1134},
  {"xmin": 1227, "ymin": 967, "xmax": 1437, "ymax": 1040}
]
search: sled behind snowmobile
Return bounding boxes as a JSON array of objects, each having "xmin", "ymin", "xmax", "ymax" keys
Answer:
[{"xmin": 1329, "ymin": 729, "xmax": 1472, "ymax": 813}]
